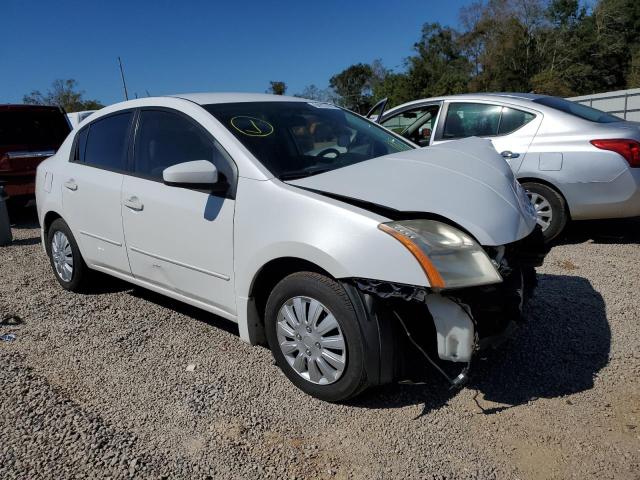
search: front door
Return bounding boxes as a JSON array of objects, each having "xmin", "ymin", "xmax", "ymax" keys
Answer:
[
  {"xmin": 121, "ymin": 108, "xmax": 237, "ymax": 316},
  {"xmin": 379, "ymin": 102, "xmax": 443, "ymax": 147},
  {"xmin": 61, "ymin": 111, "xmax": 133, "ymax": 275}
]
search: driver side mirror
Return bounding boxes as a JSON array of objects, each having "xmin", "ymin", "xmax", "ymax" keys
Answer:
[{"xmin": 163, "ymin": 160, "xmax": 219, "ymax": 189}]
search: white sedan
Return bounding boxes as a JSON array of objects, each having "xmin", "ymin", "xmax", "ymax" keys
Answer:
[{"xmin": 36, "ymin": 93, "xmax": 546, "ymax": 401}]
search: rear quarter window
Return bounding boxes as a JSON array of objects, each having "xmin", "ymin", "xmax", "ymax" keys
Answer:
[
  {"xmin": 498, "ymin": 107, "xmax": 535, "ymax": 135},
  {"xmin": 533, "ymin": 97, "xmax": 620, "ymax": 123}
]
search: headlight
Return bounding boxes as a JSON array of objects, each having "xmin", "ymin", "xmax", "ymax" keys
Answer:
[{"xmin": 378, "ymin": 220, "xmax": 502, "ymax": 290}]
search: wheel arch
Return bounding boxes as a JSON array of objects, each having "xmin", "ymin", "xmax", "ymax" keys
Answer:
[
  {"xmin": 518, "ymin": 176, "xmax": 571, "ymax": 219},
  {"xmin": 42, "ymin": 210, "xmax": 64, "ymax": 253},
  {"xmin": 244, "ymin": 256, "xmax": 334, "ymax": 345}
]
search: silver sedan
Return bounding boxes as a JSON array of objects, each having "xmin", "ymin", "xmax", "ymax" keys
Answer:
[{"xmin": 372, "ymin": 93, "xmax": 640, "ymax": 241}]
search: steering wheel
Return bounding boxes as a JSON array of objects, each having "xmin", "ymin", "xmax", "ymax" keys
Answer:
[{"xmin": 317, "ymin": 148, "xmax": 341, "ymax": 159}]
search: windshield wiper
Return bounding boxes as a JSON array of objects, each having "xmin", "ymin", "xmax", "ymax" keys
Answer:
[{"xmin": 278, "ymin": 168, "xmax": 334, "ymax": 181}]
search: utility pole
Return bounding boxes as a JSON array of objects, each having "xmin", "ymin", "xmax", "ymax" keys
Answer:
[{"xmin": 118, "ymin": 57, "xmax": 129, "ymax": 101}]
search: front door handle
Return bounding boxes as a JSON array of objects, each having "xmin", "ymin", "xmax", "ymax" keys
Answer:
[
  {"xmin": 123, "ymin": 196, "xmax": 144, "ymax": 211},
  {"xmin": 501, "ymin": 150, "xmax": 520, "ymax": 159},
  {"xmin": 64, "ymin": 179, "xmax": 78, "ymax": 191}
]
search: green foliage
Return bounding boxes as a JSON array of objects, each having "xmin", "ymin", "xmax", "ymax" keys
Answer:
[
  {"xmin": 329, "ymin": 63, "xmax": 374, "ymax": 113},
  {"xmin": 23, "ymin": 79, "xmax": 104, "ymax": 112},
  {"xmin": 294, "ymin": 84, "xmax": 338, "ymax": 103},
  {"xmin": 267, "ymin": 81, "xmax": 287, "ymax": 95},
  {"xmin": 327, "ymin": 0, "xmax": 640, "ymax": 108}
]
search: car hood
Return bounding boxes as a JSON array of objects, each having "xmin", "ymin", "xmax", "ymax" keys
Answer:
[{"xmin": 287, "ymin": 137, "xmax": 537, "ymax": 246}]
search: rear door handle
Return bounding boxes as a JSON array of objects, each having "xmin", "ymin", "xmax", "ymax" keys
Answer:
[
  {"xmin": 123, "ymin": 196, "xmax": 144, "ymax": 211},
  {"xmin": 501, "ymin": 150, "xmax": 520, "ymax": 159},
  {"xmin": 64, "ymin": 179, "xmax": 78, "ymax": 191}
]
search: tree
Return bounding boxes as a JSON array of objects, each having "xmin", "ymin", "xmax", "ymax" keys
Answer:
[
  {"xmin": 294, "ymin": 84, "xmax": 337, "ymax": 102},
  {"xmin": 267, "ymin": 81, "xmax": 287, "ymax": 95},
  {"xmin": 464, "ymin": 0, "xmax": 547, "ymax": 92},
  {"xmin": 23, "ymin": 79, "xmax": 104, "ymax": 112},
  {"xmin": 406, "ymin": 23, "xmax": 472, "ymax": 97},
  {"xmin": 326, "ymin": 0, "xmax": 640, "ymax": 101},
  {"xmin": 329, "ymin": 63, "xmax": 374, "ymax": 112}
]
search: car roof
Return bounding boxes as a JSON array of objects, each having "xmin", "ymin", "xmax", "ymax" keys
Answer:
[
  {"xmin": 170, "ymin": 92, "xmax": 309, "ymax": 105},
  {"xmin": 415, "ymin": 92, "xmax": 545, "ymax": 102},
  {"xmin": 381, "ymin": 92, "xmax": 552, "ymax": 116}
]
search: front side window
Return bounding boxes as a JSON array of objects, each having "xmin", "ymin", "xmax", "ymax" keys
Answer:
[
  {"xmin": 443, "ymin": 103, "xmax": 502, "ymax": 139},
  {"xmin": 133, "ymin": 110, "xmax": 234, "ymax": 183},
  {"xmin": 204, "ymin": 101, "xmax": 413, "ymax": 179},
  {"xmin": 382, "ymin": 105, "xmax": 441, "ymax": 146},
  {"xmin": 84, "ymin": 112, "xmax": 132, "ymax": 171},
  {"xmin": 381, "ymin": 107, "xmax": 430, "ymax": 134}
]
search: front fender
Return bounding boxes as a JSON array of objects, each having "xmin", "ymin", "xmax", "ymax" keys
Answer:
[{"xmin": 233, "ymin": 178, "xmax": 429, "ymax": 300}]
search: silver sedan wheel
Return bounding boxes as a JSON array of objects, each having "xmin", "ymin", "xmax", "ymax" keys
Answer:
[
  {"xmin": 276, "ymin": 296, "xmax": 347, "ymax": 385},
  {"xmin": 527, "ymin": 191, "xmax": 553, "ymax": 231},
  {"xmin": 51, "ymin": 231, "xmax": 74, "ymax": 282}
]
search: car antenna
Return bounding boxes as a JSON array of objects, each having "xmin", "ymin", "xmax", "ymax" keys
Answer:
[{"xmin": 117, "ymin": 56, "xmax": 129, "ymax": 101}]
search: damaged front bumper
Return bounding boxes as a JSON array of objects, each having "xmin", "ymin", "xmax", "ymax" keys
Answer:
[{"xmin": 351, "ymin": 226, "xmax": 548, "ymax": 384}]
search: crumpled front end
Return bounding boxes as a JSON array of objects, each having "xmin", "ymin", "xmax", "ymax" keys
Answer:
[{"xmin": 352, "ymin": 225, "xmax": 548, "ymax": 385}]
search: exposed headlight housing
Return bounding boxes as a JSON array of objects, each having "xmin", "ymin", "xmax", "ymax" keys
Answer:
[{"xmin": 378, "ymin": 220, "xmax": 502, "ymax": 290}]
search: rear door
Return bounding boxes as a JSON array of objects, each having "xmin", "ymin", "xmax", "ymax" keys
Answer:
[
  {"xmin": 61, "ymin": 111, "xmax": 133, "ymax": 275},
  {"xmin": 121, "ymin": 108, "xmax": 237, "ymax": 316},
  {"xmin": 433, "ymin": 101, "xmax": 541, "ymax": 170}
]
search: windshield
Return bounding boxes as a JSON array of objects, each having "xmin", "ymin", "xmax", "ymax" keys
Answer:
[
  {"xmin": 0, "ymin": 108, "xmax": 71, "ymax": 148},
  {"xmin": 204, "ymin": 101, "xmax": 414, "ymax": 179},
  {"xmin": 533, "ymin": 97, "xmax": 621, "ymax": 123}
]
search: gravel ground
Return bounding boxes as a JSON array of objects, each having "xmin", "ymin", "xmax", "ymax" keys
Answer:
[{"xmin": 1, "ymin": 208, "xmax": 639, "ymax": 480}]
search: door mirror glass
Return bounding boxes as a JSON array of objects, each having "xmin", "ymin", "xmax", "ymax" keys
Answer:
[{"xmin": 163, "ymin": 160, "xmax": 218, "ymax": 188}]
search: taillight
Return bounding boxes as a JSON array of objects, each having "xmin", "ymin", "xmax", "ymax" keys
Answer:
[{"xmin": 590, "ymin": 139, "xmax": 640, "ymax": 167}]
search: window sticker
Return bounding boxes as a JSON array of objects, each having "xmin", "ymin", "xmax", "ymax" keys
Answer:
[
  {"xmin": 230, "ymin": 116, "xmax": 274, "ymax": 137},
  {"xmin": 307, "ymin": 102, "xmax": 340, "ymax": 110}
]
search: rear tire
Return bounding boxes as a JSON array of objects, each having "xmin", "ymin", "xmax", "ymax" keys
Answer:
[
  {"xmin": 522, "ymin": 182, "xmax": 567, "ymax": 242},
  {"xmin": 47, "ymin": 218, "xmax": 89, "ymax": 292},
  {"xmin": 265, "ymin": 272, "xmax": 369, "ymax": 402}
]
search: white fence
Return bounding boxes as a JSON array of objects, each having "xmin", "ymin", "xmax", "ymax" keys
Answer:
[{"xmin": 568, "ymin": 88, "xmax": 640, "ymax": 121}]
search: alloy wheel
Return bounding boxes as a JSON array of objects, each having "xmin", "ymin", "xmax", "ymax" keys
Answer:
[
  {"xmin": 276, "ymin": 296, "xmax": 347, "ymax": 385},
  {"xmin": 51, "ymin": 231, "xmax": 74, "ymax": 282},
  {"xmin": 527, "ymin": 191, "xmax": 553, "ymax": 231}
]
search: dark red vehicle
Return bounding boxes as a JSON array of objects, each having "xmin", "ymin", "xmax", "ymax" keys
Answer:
[{"xmin": 0, "ymin": 105, "xmax": 71, "ymax": 206}]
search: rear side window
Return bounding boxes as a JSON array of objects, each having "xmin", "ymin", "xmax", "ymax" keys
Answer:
[
  {"xmin": 498, "ymin": 107, "xmax": 535, "ymax": 135},
  {"xmin": 84, "ymin": 112, "xmax": 132, "ymax": 171},
  {"xmin": 443, "ymin": 103, "xmax": 502, "ymax": 139},
  {"xmin": 133, "ymin": 109, "xmax": 235, "ymax": 183},
  {"xmin": 533, "ymin": 96, "xmax": 620, "ymax": 123}
]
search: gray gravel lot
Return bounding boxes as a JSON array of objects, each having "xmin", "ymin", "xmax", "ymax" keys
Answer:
[{"xmin": 1, "ymin": 209, "xmax": 639, "ymax": 479}]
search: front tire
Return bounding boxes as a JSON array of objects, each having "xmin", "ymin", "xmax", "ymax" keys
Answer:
[
  {"xmin": 265, "ymin": 272, "xmax": 369, "ymax": 402},
  {"xmin": 522, "ymin": 182, "xmax": 568, "ymax": 242},
  {"xmin": 47, "ymin": 218, "xmax": 89, "ymax": 292}
]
